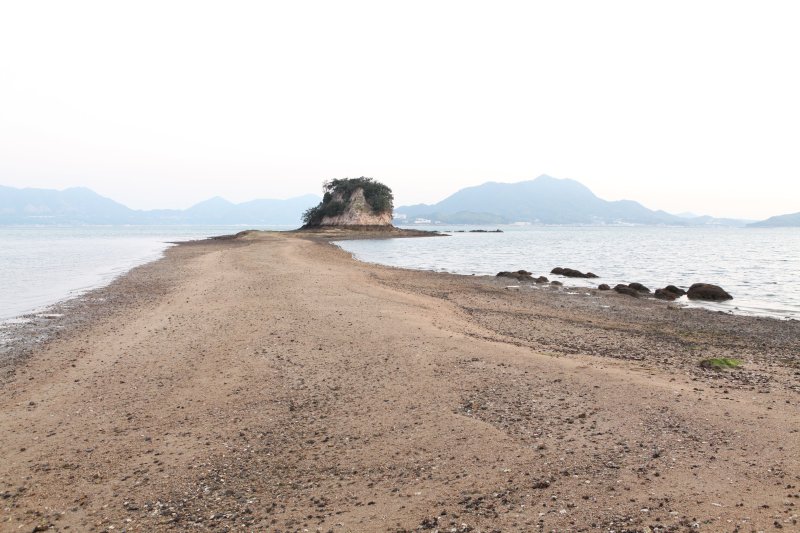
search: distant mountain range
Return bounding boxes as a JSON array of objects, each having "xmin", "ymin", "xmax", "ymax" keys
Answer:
[
  {"xmin": 2, "ymin": 178, "xmax": 794, "ymax": 227},
  {"xmin": 747, "ymin": 211, "xmax": 800, "ymax": 228},
  {"xmin": 0, "ymin": 185, "xmax": 320, "ymax": 225},
  {"xmin": 395, "ymin": 175, "xmax": 755, "ymax": 226}
]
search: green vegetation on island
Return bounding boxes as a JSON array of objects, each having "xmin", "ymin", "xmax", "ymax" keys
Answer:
[{"xmin": 302, "ymin": 177, "xmax": 394, "ymax": 226}]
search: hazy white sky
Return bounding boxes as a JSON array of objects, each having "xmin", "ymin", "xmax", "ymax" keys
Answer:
[{"xmin": 1, "ymin": 1, "xmax": 799, "ymax": 219}]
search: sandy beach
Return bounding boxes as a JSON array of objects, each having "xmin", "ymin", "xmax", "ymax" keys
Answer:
[{"xmin": 1, "ymin": 231, "xmax": 798, "ymax": 532}]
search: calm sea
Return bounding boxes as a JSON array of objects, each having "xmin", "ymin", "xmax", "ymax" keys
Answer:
[
  {"xmin": 0, "ymin": 225, "xmax": 287, "ymax": 324},
  {"xmin": 2, "ymin": 225, "xmax": 798, "ymax": 332},
  {"xmin": 337, "ymin": 225, "xmax": 800, "ymax": 320}
]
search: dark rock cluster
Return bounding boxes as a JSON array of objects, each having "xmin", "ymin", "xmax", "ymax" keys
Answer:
[
  {"xmin": 551, "ymin": 267, "xmax": 598, "ymax": 278},
  {"xmin": 496, "ymin": 270, "xmax": 533, "ymax": 281},
  {"xmin": 496, "ymin": 271, "xmax": 550, "ymax": 283},
  {"xmin": 497, "ymin": 267, "xmax": 733, "ymax": 303},
  {"xmin": 612, "ymin": 282, "xmax": 732, "ymax": 301}
]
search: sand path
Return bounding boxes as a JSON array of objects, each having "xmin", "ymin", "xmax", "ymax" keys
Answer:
[{"xmin": 1, "ymin": 234, "xmax": 797, "ymax": 532}]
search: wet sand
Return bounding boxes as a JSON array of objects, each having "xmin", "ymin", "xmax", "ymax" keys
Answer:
[{"xmin": 0, "ymin": 231, "xmax": 798, "ymax": 532}]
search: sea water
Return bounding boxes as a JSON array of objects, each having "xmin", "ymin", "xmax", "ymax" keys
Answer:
[
  {"xmin": 336, "ymin": 225, "xmax": 800, "ymax": 320},
  {"xmin": 0, "ymin": 225, "xmax": 287, "ymax": 323},
  {"xmin": 2, "ymin": 225, "xmax": 798, "ymax": 328}
]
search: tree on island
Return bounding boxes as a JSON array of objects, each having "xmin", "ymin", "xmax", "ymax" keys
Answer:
[{"xmin": 302, "ymin": 177, "xmax": 394, "ymax": 227}]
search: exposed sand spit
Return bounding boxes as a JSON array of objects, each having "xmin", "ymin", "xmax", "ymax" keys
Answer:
[{"xmin": 0, "ymin": 232, "xmax": 797, "ymax": 532}]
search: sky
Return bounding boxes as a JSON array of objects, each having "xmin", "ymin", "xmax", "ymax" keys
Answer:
[{"xmin": 1, "ymin": 1, "xmax": 799, "ymax": 220}]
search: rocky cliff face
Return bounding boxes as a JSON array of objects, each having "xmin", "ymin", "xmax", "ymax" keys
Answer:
[{"xmin": 319, "ymin": 188, "xmax": 393, "ymax": 226}]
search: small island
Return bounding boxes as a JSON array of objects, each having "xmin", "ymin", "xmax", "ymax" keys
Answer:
[
  {"xmin": 301, "ymin": 177, "xmax": 394, "ymax": 228},
  {"xmin": 297, "ymin": 177, "xmax": 439, "ymax": 238}
]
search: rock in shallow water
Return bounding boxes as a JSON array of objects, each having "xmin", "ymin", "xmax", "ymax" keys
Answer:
[
  {"xmin": 654, "ymin": 285, "xmax": 687, "ymax": 300},
  {"xmin": 628, "ymin": 282, "xmax": 651, "ymax": 293},
  {"xmin": 687, "ymin": 283, "xmax": 733, "ymax": 301},
  {"xmin": 664, "ymin": 284, "xmax": 686, "ymax": 296},
  {"xmin": 551, "ymin": 267, "xmax": 598, "ymax": 278},
  {"xmin": 654, "ymin": 288, "xmax": 677, "ymax": 300},
  {"xmin": 496, "ymin": 270, "xmax": 533, "ymax": 281}
]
